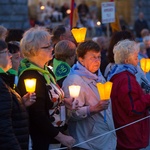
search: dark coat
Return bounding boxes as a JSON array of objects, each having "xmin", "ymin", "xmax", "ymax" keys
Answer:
[
  {"xmin": 18, "ymin": 69, "xmax": 66, "ymax": 150},
  {"xmin": 0, "ymin": 73, "xmax": 29, "ymax": 150},
  {"xmin": 134, "ymin": 19, "xmax": 149, "ymax": 38},
  {"xmin": 110, "ymin": 71, "xmax": 150, "ymax": 149}
]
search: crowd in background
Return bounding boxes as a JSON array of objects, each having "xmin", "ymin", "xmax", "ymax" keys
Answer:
[
  {"xmin": 31, "ymin": 0, "xmax": 126, "ymax": 38},
  {"xmin": 1, "ymin": 0, "xmax": 150, "ymax": 150}
]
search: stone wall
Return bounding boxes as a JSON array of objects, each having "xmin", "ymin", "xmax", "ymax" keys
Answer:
[{"xmin": 0, "ymin": 0, "xmax": 30, "ymax": 30}]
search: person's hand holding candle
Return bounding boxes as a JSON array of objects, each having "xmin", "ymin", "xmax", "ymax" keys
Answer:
[
  {"xmin": 23, "ymin": 78, "xmax": 37, "ymax": 106},
  {"xmin": 63, "ymin": 97, "xmax": 79, "ymax": 110},
  {"xmin": 22, "ymin": 92, "xmax": 36, "ymax": 107}
]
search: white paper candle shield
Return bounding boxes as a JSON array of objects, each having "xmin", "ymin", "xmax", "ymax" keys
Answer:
[
  {"xmin": 69, "ymin": 85, "xmax": 81, "ymax": 98},
  {"xmin": 69, "ymin": 85, "xmax": 81, "ymax": 109}
]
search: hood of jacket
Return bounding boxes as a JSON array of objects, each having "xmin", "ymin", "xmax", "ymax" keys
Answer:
[{"xmin": 107, "ymin": 64, "xmax": 138, "ymax": 81}]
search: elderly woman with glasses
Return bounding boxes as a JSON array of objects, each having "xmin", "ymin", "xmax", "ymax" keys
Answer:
[
  {"xmin": 107, "ymin": 39, "xmax": 150, "ymax": 150},
  {"xmin": 0, "ymin": 40, "xmax": 36, "ymax": 149},
  {"xmin": 17, "ymin": 26, "xmax": 75, "ymax": 150},
  {"xmin": 62, "ymin": 40, "xmax": 117, "ymax": 150}
]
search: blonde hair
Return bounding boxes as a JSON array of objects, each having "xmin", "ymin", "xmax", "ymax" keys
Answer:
[{"xmin": 20, "ymin": 26, "xmax": 51, "ymax": 58}]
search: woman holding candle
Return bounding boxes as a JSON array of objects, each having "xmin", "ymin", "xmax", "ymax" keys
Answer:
[
  {"xmin": 17, "ymin": 26, "xmax": 75, "ymax": 150},
  {"xmin": 62, "ymin": 40, "xmax": 117, "ymax": 149},
  {"xmin": 107, "ymin": 39, "xmax": 150, "ymax": 150},
  {"xmin": 104, "ymin": 30, "xmax": 150, "ymax": 94},
  {"xmin": 0, "ymin": 40, "xmax": 36, "ymax": 150}
]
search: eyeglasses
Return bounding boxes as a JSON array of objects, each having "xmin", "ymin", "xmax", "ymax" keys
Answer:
[
  {"xmin": 0, "ymin": 49, "xmax": 9, "ymax": 54},
  {"xmin": 40, "ymin": 44, "xmax": 53, "ymax": 49}
]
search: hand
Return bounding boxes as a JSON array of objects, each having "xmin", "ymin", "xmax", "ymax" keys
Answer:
[
  {"xmin": 64, "ymin": 97, "xmax": 79, "ymax": 110},
  {"xmin": 90, "ymin": 100, "xmax": 110, "ymax": 113},
  {"xmin": 22, "ymin": 92, "xmax": 36, "ymax": 107},
  {"xmin": 55, "ymin": 132, "xmax": 75, "ymax": 148}
]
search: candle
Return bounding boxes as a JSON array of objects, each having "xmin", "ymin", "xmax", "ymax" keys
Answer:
[
  {"xmin": 71, "ymin": 27, "xmax": 87, "ymax": 43},
  {"xmin": 69, "ymin": 85, "xmax": 81, "ymax": 98},
  {"xmin": 140, "ymin": 58, "xmax": 150, "ymax": 73},
  {"xmin": 24, "ymin": 78, "xmax": 36, "ymax": 93},
  {"xmin": 96, "ymin": 82, "xmax": 113, "ymax": 100},
  {"xmin": 96, "ymin": 81, "xmax": 113, "ymax": 123},
  {"xmin": 69, "ymin": 85, "xmax": 81, "ymax": 109}
]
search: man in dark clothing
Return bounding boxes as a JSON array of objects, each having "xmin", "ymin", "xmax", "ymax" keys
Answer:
[{"xmin": 134, "ymin": 12, "xmax": 149, "ymax": 38}]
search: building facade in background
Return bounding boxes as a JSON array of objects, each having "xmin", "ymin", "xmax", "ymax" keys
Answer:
[
  {"xmin": 0, "ymin": 0, "xmax": 30, "ymax": 30},
  {"xmin": 0, "ymin": 0, "xmax": 150, "ymax": 30}
]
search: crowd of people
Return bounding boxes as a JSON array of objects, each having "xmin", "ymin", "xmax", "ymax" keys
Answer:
[
  {"xmin": 32, "ymin": 0, "xmax": 107, "ymax": 37},
  {"xmin": 1, "ymin": 6, "xmax": 150, "ymax": 150}
]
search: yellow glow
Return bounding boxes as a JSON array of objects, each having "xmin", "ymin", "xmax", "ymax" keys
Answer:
[
  {"xmin": 24, "ymin": 78, "xmax": 36, "ymax": 93},
  {"xmin": 71, "ymin": 27, "xmax": 87, "ymax": 43},
  {"xmin": 140, "ymin": 58, "xmax": 150, "ymax": 73},
  {"xmin": 96, "ymin": 82, "xmax": 113, "ymax": 100},
  {"xmin": 40, "ymin": 6, "xmax": 45, "ymax": 10},
  {"xmin": 66, "ymin": 9, "xmax": 71, "ymax": 14},
  {"xmin": 69, "ymin": 85, "xmax": 81, "ymax": 98}
]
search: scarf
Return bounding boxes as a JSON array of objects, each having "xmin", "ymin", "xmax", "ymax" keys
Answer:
[
  {"xmin": 107, "ymin": 64, "xmax": 138, "ymax": 81},
  {"xmin": 70, "ymin": 61, "xmax": 105, "ymax": 83},
  {"xmin": 18, "ymin": 58, "xmax": 56, "ymax": 84}
]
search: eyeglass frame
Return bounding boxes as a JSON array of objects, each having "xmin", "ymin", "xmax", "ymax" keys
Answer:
[
  {"xmin": 40, "ymin": 44, "xmax": 53, "ymax": 50},
  {"xmin": 0, "ymin": 49, "xmax": 9, "ymax": 54}
]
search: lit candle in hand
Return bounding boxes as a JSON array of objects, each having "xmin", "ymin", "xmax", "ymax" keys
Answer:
[
  {"xmin": 24, "ymin": 78, "xmax": 36, "ymax": 93},
  {"xmin": 96, "ymin": 82, "xmax": 113, "ymax": 100},
  {"xmin": 69, "ymin": 85, "xmax": 81, "ymax": 109},
  {"xmin": 96, "ymin": 81, "xmax": 113, "ymax": 122}
]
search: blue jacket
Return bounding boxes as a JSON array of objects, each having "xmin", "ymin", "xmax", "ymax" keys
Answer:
[{"xmin": 62, "ymin": 62, "xmax": 116, "ymax": 150}]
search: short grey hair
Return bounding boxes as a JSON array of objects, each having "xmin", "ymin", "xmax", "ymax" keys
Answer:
[
  {"xmin": 55, "ymin": 40, "xmax": 76, "ymax": 61},
  {"xmin": 20, "ymin": 26, "xmax": 51, "ymax": 58},
  {"xmin": 113, "ymin": 39, "xmax": 139, "ymax": 64},
  {"xmin": 143, "ymin": 35, "xmax": 150, "ymax": 43}
]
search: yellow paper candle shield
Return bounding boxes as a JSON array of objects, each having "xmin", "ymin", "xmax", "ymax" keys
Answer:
[
  {"xmin": 140, "ymin": 58, "xmax": 150, "ymax": 73},
  {"xmin": 96, "ymin": 82, "xmax": 113, "ymax": 100},
  {"xmin": 69, "ymin": 85, "xmax": 81, "ymax": 98},
  {"xmin": 71, "ymin": 27, "xmax": 87, "ymax": 43},
  {"xmin": 24, "ymin": 78, "xmax": 36, "ymax": 93}
]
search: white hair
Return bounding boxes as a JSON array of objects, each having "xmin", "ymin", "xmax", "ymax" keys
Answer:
[
  {"xmin": 143, "ymin": 36, "xmax": 150, "ymax": 42},
  {"xmin": 113, "ymin": 39, "xmax": 139, "ymax": 64}
]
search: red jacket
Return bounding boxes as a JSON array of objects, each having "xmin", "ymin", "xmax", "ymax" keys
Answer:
[{"xmin": 110, "ymin": 71, "xmax": 150, "ymax": 150}]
